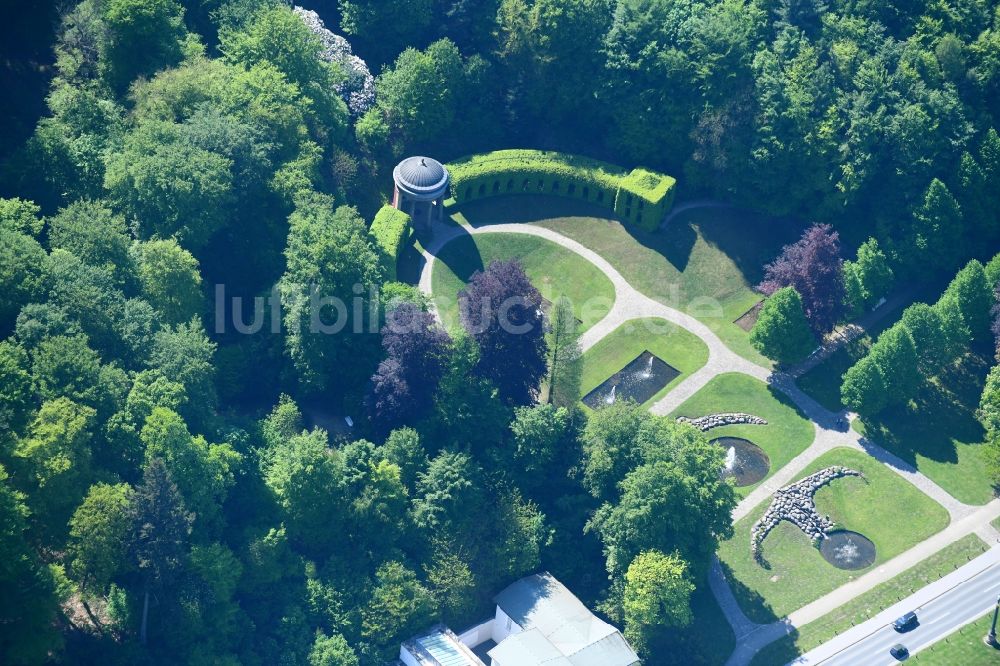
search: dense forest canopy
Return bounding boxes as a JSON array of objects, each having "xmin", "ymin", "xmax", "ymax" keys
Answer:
[{"xmin": 1, "ymin": 0, "xmax": 999, "ymax": 664}]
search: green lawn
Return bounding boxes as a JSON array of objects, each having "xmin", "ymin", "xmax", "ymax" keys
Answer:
[
  {"xmin": 669, "ymin": 373, "xmax": 815, "ymax": 495},
  {"xmin": 580, "ymin": 318, "xmax": 709, "ymax": 409},
  {"xmin": 681, "ymin": 584, "xmax": 737, "ymax": 666},
  {"xmin": 430, "ymin": 231, "xmax": 615, "ymax": 334},
  {"xmin": 857, "ymin": 352, "xmax": 995, "ymax": 505},
  {"xmin": 911, "ymin": 611, "xmax": 1000, "ymax": 664},
  {"xmin": 450, "ymin": 195, "xmax": 805, "ymax": 367},
  {"xmin": 750, "ymin": 534, "xmax": 990, "ymax": 664},
  {"xmin": 797, "ymin": 338, "xmax": 873, "ymax": 413},
  {"xmin": 796, "ymin": 282, "xmax": 946, "ymax": 413},
  {"xmin": 718, "ymin": 448, "xmax": 951, "ymax": 624}
]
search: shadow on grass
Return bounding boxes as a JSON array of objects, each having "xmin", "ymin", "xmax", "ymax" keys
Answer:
[
  {"xmin": 719, "ymin": 560, "xmax": 782, "ymax": 626},
  {"xmin": 457, "ymin": 193, "xmax": 614, "ymax": 228},
  {"xmin": 396, "ymin": 238, "xmax": 425, "ymax": 284},
  {"xmin": 750, "ymin": 630, "xmax": 803, "ymax": 666},
  {"xmin": 766, "ymin": 372, "xmax": 847, "ymax": 432},
  {"xmin": 452, "ymin": 193, "xmax": 705, "ymax": 273},
  {"xmin": 425, "ymin": 233, "xmax": 485, "ymax": 288},
  {"xmin": 659, "ymin": 206, "xmax": 803, "ymax": 283},
  {"xmin": 858, "ymin": 353, "xmax": 990, "ymax": 468}
]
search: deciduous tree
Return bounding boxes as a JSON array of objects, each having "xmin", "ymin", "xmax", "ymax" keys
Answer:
[
  {"xmin": 48, "ymin": 200, "xmax": 133, "ymax": 289},
  {"xmin": 262, "ymin": 429, "xmax": 347, "ymax": 556},
  {"xmin": 903, "ymin": 179, "xmax": 963, "ymax": 273},
  {"xmin": 279, "ymin": 195, "xmax": 381, "ymax": 393},
  {"xmin": 0, "ymin": 229, "xmax": 48, "ymax": 333},
  {"xmin": 132, "ymin": 239, "xmax": 203, "ymax": 325},
  {"xmin": 623, "ymin": 550, "xmax": 694, "ymax": 654},
  {"xmin": 900, "ymin": 303, "xmax": 951, "ymax": 373},
  {"xmin": 68, "ymin": 482, "xmax": 132, "ymax": 599},
  {"xmin": 14, "ymin": 398, "xmax": 96, "ymax": 536},
  {"xmin": 945, "ymin": 260, "xmax": 994, "ymax": 343},
  {"xmin": 101, "ymin": 0, "xmax": 188, "ymax": 92},
  {"xmin": 749, "ymin": 287, "xmax": 816, "ymax": 363},
  {"xmin": 140, "ymin": 408, "xmax": 239, "ymax": 534},
  {"xmin": 547, "ymin": 296, "xmax": 583, "ymax": 408},
  {"xmin": 0, "ymin": 463, "xmax": 62, "ymax": 665},
  {"xmin": 459, "ymin": 259, "xmax": 547, "ymax": 405},
  {"xmin": 368, "ymin": 302, "xmax": 451, "ymax": 436},
  {"xmin": 509, "ymin": 403, "xmax": 571, "ymax": 489},
  {"xmin": 758, "ymin": 223, "xmax": 846, "ymax": 335}
]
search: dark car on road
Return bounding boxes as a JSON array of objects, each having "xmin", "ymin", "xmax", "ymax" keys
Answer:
[
  {"xmin": 893, "ymin": 612, "xmax": 918, "ymax": 632},
  {"xmin": 890, "ymin": 643, "xmax": 909, "ymax": 660}
]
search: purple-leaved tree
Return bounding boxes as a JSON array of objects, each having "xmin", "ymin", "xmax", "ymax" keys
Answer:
[
  {"xmin": 758, "ymin": 223, "xmax": 846, "ymax": 336},
  {"xmin": 459, "ymin": 259, "xmax": 547, "ymax": 406},
  {"xmin": 367, "ymin": 302, "xmax": 451, "ymax": 436}
]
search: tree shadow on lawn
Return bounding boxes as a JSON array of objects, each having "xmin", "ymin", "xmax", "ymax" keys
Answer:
[
  {"xmin": 719, "ymin": 560, "xmax": 783, "ymax": 626},
  {"xmin": 767, "ymin": 373, "xmax": 846, "ymax": 433},
  {"xmin": 859, "ymin": 353, "xmax": 990, "ymax": 468},
  {"xmin": 424, "ymin": 233, "xmax": 485, "ymax": 288},
  {"xmin": 449, "ymin": 194, "xmax": 703, "ymax": 275},
  {"xmin": 396, "ymin": 237, "xmax": 426, "ymax": 284},
  {"xmin": 457, "ymin": 193, "xmax": 615, "ymax": 228},
  {"xmin": 647, "ymin": 206, "xmax": 805, "ymax": 283}
]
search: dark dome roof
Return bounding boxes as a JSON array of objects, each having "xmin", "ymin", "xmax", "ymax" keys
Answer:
[{"xmin": 393, "ymin": 156, "xmax": 449, "ymax": 194}]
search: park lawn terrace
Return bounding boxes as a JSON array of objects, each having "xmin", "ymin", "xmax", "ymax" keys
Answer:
[
  {"xmin": 430, "ymin": 231, "xmax": 615, "ymax": 334},
  {"xmin": 717, "ymin": 447, "xmax": 950, "ymax": 624},
  {"xmin": 475, "ymin": 198, "xmax": 806, "ymax": 367}
]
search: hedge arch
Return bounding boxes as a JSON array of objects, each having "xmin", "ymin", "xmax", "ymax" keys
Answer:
[{"xmin": 445, "ymin": 149, "xmax": 676, "ymax": 232}]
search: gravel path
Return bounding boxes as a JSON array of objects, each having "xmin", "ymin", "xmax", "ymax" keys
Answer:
[{"xmin": 416, "ymin": 216, "xmax": 993, "ymax": 666}]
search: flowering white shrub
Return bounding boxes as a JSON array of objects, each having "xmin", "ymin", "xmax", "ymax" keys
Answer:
[{"xmin": 293, "ymin": 7, "xmax": 375, "ymax": 115}]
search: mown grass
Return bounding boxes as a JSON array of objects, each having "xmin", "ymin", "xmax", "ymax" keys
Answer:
[
  {"xmin": 450, "ymin": 195, "xmax": 805, "ymax": 367},
  {"xmin": 669, "ymin": 373, "xmax": 815, "ymax": 495},
  {"xmin": 717, "ymin": 448, "xmax": 951, "ymax": 624},
  {"xmin": 430, "ymin": 231, "xmax": 615, "ymax": 334},
  {"xmin": 856, "ymin": 352, "xmax": 995, "ymax": 505},
  {"xmin": 910, "ymin": 611, "xmax": 1000, "ymax": 664},
  {"xmin": 579, "ymin": 317, "xmax": 709, "ymax": 409},
  {"xmin": 795, "ymin": 281, "xmax": 948, "ymax": 413},
  {"xmin": 750, "ymin": 534, "xmax": 990, "ymax": 664}
]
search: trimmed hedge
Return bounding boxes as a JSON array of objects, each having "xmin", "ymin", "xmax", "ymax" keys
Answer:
[
  {"xmin": 446, "ymin": 149, "xmax": 676, "ymax": 232},
  {"xmin": 369, "ymin": 204, "xmax": 412, "ymax": 281}
]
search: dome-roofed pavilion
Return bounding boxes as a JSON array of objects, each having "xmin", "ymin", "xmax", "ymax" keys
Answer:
[{"xmin": 392, "ymin": 156, "xmax": 449, "ymax": 229}]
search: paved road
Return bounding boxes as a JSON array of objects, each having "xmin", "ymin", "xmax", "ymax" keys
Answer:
[{"xmin": 793, "ymin": 545, "xmax": 1000, "ymax": 665}]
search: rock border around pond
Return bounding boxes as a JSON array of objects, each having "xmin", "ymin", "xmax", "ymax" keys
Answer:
[{"xmin": 750, "ymin": 466, "xmax": 865, "ymax": 565}]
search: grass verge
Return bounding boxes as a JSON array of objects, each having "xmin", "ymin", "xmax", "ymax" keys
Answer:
[
  {"xmin": 750, "ymin": 534, "xmax": 989, "ymax": 664},
  {"xmin": 911, "ymin": 611, "xmax": 1000, "ymax": 664}
]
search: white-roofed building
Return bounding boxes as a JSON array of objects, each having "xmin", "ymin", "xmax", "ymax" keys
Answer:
[{"xmin": 398, "ymin": 572, "xmax": 640, "ymax": 666}]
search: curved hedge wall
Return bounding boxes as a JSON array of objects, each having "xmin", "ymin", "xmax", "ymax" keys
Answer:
[
  {"xmin": 369, "ymin": 204, "xmax": 411, "ymax": 281},
  {"xmin": 446, "ymin": 149, "xmax": 676, "ymax": 231}
]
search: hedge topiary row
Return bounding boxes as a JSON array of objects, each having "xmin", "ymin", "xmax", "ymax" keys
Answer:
[
  {"xmin": 446, "ymin": 149, "xmax": 676, "ymax": 232},
  {"xmin": 369, "ymin": 204, "xmax": 412, "ymax": 281}
]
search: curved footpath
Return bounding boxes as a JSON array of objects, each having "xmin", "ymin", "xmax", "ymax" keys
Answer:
[{"xmin": 416, "ymin": 215, "xmax": 999, "ymax": 666}]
